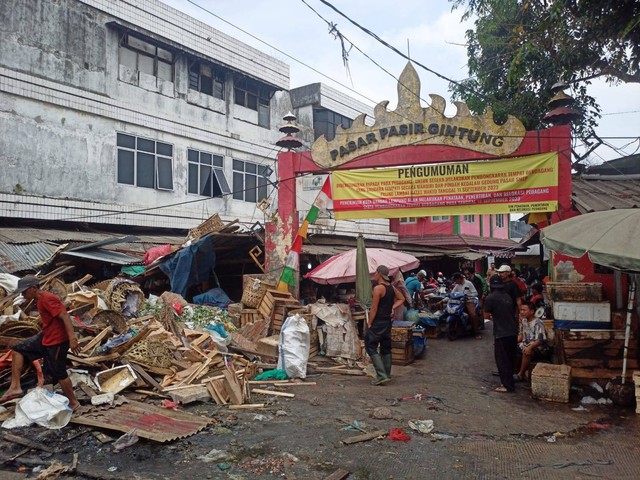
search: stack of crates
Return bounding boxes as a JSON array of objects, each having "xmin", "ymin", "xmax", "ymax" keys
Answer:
[{"xmin": 391, "ymin": 326, "xmax": 414, "ymax": 365}]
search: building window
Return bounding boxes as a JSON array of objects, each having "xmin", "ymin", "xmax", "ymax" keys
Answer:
[
  {"xmin": 399, "ymin": 217, "xmax": 417, "ymax": 224},
  {"xmin": 313, "ymin": 108, "xmax": 353, "ymax": 140},
  {"xmin": 431, "ymin": 216, "xmax": 450, "ymax": 223},
  {"xmin": 117, "ymin": 133, "xmax": 173, "ymax": 190},
  {"xmin": 496, "ymin": 214, "xmax": 505, "ymax": 228},
  {"xmin": 119, "ymin": 33, "xmax": 174, "ymax": 81},
  {"xmin": 463, "ymin": 215, "xmax": 475, "ymax": 223},
  {"xmin": 232, "ymin": 160, "xmax": 270, "ymax": 203},
  {"xmin": 234, "ymin": 77, "xmax": 272, "ymax": 128},
  {"xmin": 187, "ymin": 149, "xmax": 230, "ymax": 197},
  {"xmin": 189, "ymin": 60, "xmax": 224, "ymax": 99}
]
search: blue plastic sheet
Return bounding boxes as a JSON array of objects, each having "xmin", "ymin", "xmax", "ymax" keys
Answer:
[
  {"xmin": 159, "ymin": 236, "xmax": 216, "ymax": 298},
  {"xmin": 193, "ymin": 288, "xmax": 232, "ymax": 308}
]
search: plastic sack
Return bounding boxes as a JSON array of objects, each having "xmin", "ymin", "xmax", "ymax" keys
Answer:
[
  {"xmin": 144, "ymin": 244, "xmax": 173, "ymax": 266},
  {"xmin": 388, "ymin": 428, "xmax": 411, "ymax": 442},
  {"xmin": 206, "ymin": 328, "xmax": 231, "ymax": 352},
  {"xmin": 2, "ymin": 387, "xmax": 72, "ymax": 430},
  {"xmin": 206, "ymin": 323, "xmax": 228, "ymax": 338},
  {"xmin": 254, "ymin": 369, "xmax": 288, "ymax": 381},
  {"xmin": 277, "ymin": 314, "xmax": 310, "ymax": 379}
]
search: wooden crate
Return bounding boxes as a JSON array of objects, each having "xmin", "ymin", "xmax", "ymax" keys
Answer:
[
  {"xmin": 258, "ymin": 289, "xmax": 300, "ymax": 334},
  {"xmin": 391, "ymin": 327, "xmax": 412, "ymax": 343},
  {"xmin": 557, "ymin": 329, "xmax": 638, "ymax": 384},
  {"xmin": 240, "ymin": 309, "xmax": 262, "ymax": 327},
  {"xmin": 531, "ymin": 363, "xmax": 571, "ymax": 403},
  {"xmin": 392, "ymin": 342, "xmax": 414, "ymax": 366}
]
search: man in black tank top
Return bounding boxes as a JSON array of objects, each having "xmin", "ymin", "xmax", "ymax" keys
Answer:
[{"xmin": 366, "ymin": 265, "xmax": 405, "ymax": 385}]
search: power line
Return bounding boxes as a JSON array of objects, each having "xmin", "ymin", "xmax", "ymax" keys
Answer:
[
  {"xmin": 299, "ymin": 0, "xmax": 444, "ymax": 119},
  {"xmin": 315, "ymin": 0, "xmax": 490, "ymax": 102},
  {"xmin": 183, "ymin": 0, "xmax": 383, "ymax": 112}
]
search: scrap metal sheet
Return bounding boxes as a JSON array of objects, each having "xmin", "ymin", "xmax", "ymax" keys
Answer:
[{"xmin": 71, "ymin": 400, "xmax": 210, "ymax": 442}]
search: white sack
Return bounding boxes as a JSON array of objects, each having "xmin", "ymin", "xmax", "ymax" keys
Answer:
[
  {"xmin": 2, "ymin": 387, "xmax": 72, "ymax": 430},
  {"xmin": 277, "ymin": 314, "xmax": 310, "ymax": 379}
]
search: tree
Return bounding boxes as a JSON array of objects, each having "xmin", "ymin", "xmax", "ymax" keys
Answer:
[{"xmin": 450, "ymin": 0, "xmax": 640, "ymax": 137}]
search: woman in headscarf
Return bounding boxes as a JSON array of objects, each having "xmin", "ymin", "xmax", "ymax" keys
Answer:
[{"xmin": 392, "ymin": 271, "xmax": 412, "ymax": 320}]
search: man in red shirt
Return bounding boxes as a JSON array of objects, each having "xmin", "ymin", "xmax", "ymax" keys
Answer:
[{"xmin": 0, "ymin": 275, "xmax": 80, "ymax": 409}]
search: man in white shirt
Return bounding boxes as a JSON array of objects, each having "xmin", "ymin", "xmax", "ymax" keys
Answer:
[{"xmin": 450, "ymin": 272, "xmax": 481, "ymax": 338}]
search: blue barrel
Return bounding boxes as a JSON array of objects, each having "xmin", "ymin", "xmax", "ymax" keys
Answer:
[{"xmin": 413, "ymin": 326, "xmax": 427, "ymax": 358}]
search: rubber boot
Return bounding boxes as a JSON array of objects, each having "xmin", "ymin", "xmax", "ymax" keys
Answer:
[
  {"xmin": 370, "ymin": 354, "xmax": 391, "ymax": 385},
  {"xmin": 382, "ymin": 354, "xmax": 393, "ymax": 380}
]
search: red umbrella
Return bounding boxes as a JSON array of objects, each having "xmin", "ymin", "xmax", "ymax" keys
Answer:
[{"xmin": 304, "ymin": 248, "xmax": 420, "ymax": 285}]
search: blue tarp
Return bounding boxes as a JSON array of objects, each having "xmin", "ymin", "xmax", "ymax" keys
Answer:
[
  {"xmin": 159, "ymin": 236, "xmax": 216, "ymax": 298},
  {"xmin": 193, "ymin": 288, "xmax": 232, "ymax": 308}
]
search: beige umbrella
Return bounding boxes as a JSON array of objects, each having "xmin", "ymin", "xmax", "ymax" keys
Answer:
[{"xmin": 541, "ymin": 209, "xmax": 640, "ymax": 384}]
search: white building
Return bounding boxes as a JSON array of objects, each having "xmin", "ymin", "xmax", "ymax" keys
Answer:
[{"xmin": 0, "ymin": 0, "xmax": 292, "ymax": 231}]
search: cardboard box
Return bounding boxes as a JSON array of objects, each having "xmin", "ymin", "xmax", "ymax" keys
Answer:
[{"xmin": 531, "ymin": 363, "xmax": 571, "ymax": 403}]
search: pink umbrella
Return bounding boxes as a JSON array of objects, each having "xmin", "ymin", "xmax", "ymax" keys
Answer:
[{"xmin": 304, "ymin": 248, "xmax": 420, "ymax": 285}]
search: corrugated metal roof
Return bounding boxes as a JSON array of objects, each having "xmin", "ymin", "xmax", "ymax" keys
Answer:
[
  {"xmin": 0, "ymin": 242, "xmax": 58, "ymax": 273},
  {"xmin": 0, "ymin": 228, "xmax": 185, "ymax": 245},
  {"xmin": 62, "ymin": 249, "xmax": 143, "ymax": 265},
  {"xmin": 572, "ymin": 177, "xmax": 640, "ymax": 214},
  {"xmin": 72, "ymin": 399, "xmax": 211, "ymax": 442},
  {"xmin": 402, "ymin": 234, "xmax": 523, "ymax": 251}
]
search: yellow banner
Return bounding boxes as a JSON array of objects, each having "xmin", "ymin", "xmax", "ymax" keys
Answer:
[{"xmin": 332, "ymin": 153, "xmax": 558, "ymax": 220}]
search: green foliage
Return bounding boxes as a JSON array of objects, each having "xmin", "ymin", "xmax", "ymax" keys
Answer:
[{"xmin": 450, "ymin": 0, "xmax": 640, "ymax": 137}]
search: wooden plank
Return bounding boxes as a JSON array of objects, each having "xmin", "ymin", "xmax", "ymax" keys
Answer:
[
  {"xmin": 228, "ymin": 404, "xmax": 265, "ymax": 410},
  {"xmin": 127, "ymin": 362, "xmax": 165, "ymax": 393},
  {"xmin": 562, "ymin": 339, "xmax": 628, "ymax": 349},
  {"xmin": 324, "ymin": 468, "xmax": 351, "ymax": 480},
  {"xmin": 607, "ymin": 359, "xmax": 639, "ymax": 369},
  {"xmin": 2, "ymin": 433, "xmax": 54, "ymax": 453},
  {"xmin": 68, "ymin": 352, "xmax": 119, "ymax": 366},
  {"xmin": 569, "ymin": 367, "xmax": 633, "ymax": 379},
  {"xmin": 562, "ymin": 358, "xmax": 604, "ymax": 368},
  {"xmin": 561, "ymin": 330, "xmax": 631, "ymax": 341},
  {"xmin": 223, "ymin": 368, "xmax": 244, "ymax": 405},
  {"xmin": 341, "ymin": 430, "xmax": 386, "ymax": 445},
  {"xmin": 206, "ymin": 380, "xmax": 228, "ymax": 405},
  {"xmin": 80, "ymin": 326, "xmax": 113, "ymax": 355},
  {"xmin": 251, "ymin": 388, "xmax": 295, "ymax": 398},
  {"xmin": 312, "ymin": 367, "xmax": 365, "ymax": 376}
]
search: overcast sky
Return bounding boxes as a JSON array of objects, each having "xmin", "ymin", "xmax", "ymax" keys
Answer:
[{"xmin": 168, "ymin": 0, "xmax": 640, "ymax": 164}]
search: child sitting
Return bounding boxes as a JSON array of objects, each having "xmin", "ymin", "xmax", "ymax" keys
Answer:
[{"xmin": 514, "ymin": 301, "xmax": 549, "ymax": 381}]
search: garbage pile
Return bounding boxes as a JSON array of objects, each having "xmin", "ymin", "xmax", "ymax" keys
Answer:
[{"xmin": 0, "ymin": 267, "xmax": 365, "ymax": 440}]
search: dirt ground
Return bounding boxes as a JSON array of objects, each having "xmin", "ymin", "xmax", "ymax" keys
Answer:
[{"xmin": 2, "ymin": 321, "xmax": 640, "ymax": 480}]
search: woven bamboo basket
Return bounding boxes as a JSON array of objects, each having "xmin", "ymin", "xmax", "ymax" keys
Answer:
[
  {"xmin": 187, "ymin": 213, "xmax": 224, "ymax": 241},
  {"xmin": 123, "ymin": 339, "xmax": 174, "ymax": 368},
  {"xmin": 104, "ymin": 279, "xmax": 144, "ymax": 316},
  {"xmin": 43, "ymin": 278, "xmax": 68, "ymax": 301},
  {"xmin": 241, "ymin": 275, "xmax": 276, "ymax": 308},
  {"xmin": 91, "ymin": 310, "xmax": 127, "ymax": 334},
  {"xmin": 0, "ymin": 320, "xmax": 41, "ymax": 338},
  {"xmin": 89, "ymin": 279, "xmax": 113, "ymax": 292}
]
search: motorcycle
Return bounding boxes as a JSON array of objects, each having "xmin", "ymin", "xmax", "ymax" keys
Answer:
[{"xmin": 442, "ymin": 292, "xmax": 476, "ymax": 341}]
